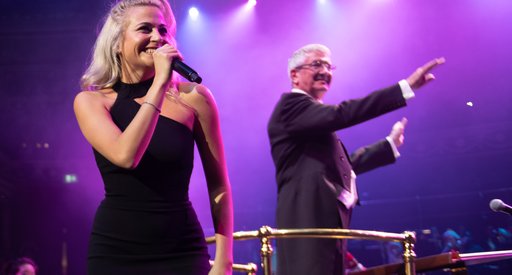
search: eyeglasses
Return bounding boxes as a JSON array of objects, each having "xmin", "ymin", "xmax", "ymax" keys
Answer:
[{"xmin": 295, "ymin": 60, "xmax": 336, "ymax": 72}]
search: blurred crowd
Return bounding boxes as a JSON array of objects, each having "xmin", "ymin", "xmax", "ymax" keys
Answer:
[
  {"xmin": 346, "ymin": 223, "xmax": 512, "ymax": 274},
  {"xmin": 382, "ymin": 224, "xmax": 512, "ymax": 274},
  {"xmin": 0, "ymin": 257, "xmax": 37, "ymax": 275}
]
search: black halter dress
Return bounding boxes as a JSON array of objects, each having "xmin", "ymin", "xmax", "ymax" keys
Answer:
[{"xmin": 88, "ymin": 79, "xmax": 210, "ymax": 275}]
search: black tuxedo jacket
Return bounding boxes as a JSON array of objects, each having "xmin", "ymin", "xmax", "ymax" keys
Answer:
[{"xmin": 267, "ymin": 84, "xmax": 407, "ymax": 275}]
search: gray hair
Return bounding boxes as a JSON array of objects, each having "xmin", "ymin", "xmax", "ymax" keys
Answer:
[
  {"xmin": 287, "ymin": 44, "xmax": 331, "ymax": 79},
  {"xmin": 80, "ymin": 0, "xmax": 177, "ymax": 91}
]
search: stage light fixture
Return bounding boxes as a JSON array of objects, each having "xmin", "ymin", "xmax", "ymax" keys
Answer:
[
  {"xmin": 247, "ymin": 0, "xmax": 257, "ymax": 7},
  {"xmin": 189, "ymin": 7, "xmax": 199, "ymax": 20}
]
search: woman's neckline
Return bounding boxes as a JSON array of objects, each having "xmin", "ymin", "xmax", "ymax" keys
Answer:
[{"xmin": 113, "ymin": 77, "xmax": 154, "ymax": 99}]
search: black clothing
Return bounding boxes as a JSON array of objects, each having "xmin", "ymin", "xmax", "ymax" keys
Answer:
[
  {"xmin": 88, "ymin": 79, "xmax": 210, "ymax": 275},
  {"xmin": 267, "ymin": 85, "xmax": 406, "ymax": 275}
]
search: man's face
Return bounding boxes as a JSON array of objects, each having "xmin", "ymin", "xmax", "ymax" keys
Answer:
[{"xmin": 291, "ymin": 51, "xmax": 333, "ymax": 101}]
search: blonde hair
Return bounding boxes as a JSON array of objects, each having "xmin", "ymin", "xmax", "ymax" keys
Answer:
[
  {"xmin": 287, "ymin": 44, "xmax": 331, "ymax": 80},
  {"xmin": 80, "ymin": 0, "xmax": 177, "ymax": 91}
]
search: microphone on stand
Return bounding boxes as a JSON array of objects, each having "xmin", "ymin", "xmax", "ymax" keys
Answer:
[
  {"xmin": 172, "ymin": 60, "xmax": 202, "ymax": 84},
  {"xmin": 489, "ymin": 199, "xmax": 512, "ymax": 215}
]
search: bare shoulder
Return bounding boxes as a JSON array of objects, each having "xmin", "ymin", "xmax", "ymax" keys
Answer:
[
  {"xmin": 74, "ymin": 88, "xmax": 116, "ymax": 110},
  {"xmin": 179, "ymin": 82, "xmax": 214, "ymax": 101},
  {"xmin": 178, "ymin": 82, "xmax": 217, "ymax": 112}
]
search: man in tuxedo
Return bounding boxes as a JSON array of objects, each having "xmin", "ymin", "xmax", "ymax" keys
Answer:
[{"xmin": 267, "ymin": 44, "xmax": 444, "ymax": 275}]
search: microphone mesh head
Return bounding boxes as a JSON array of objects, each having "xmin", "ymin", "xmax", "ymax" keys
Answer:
[{"xmin": 490, "ymin": 199, "xmax": 504, "ymax": 211}]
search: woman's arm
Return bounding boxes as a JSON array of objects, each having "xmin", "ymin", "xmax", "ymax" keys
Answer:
[
  {"xmin": 73, "ymin": 45, "xmax": 180, "ymax": 169},
  {"xmin": 73, "ymin": 84, "xmax": 166, "ymax": 169},
  {"xmin": 189, "ymin": 84, "xmax": 233, "ymax": 274}
]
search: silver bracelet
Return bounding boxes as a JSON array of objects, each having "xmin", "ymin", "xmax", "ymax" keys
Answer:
[{"xmin": 142, "ymin": 101, "xmax": 161, "ymax": 114}]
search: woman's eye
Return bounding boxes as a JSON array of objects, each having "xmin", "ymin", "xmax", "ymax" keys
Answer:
[
  {"xmin": 138, "ymin": 26, "xmax": 151, "ymax": 33},
  {"xmin": 158, "ymin": 27, "xmax": 168, "ymax": 35}
]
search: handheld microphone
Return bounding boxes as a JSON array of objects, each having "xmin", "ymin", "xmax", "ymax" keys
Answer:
[
  {"xmin": 489, "ymin": 199, "xmax": 512, "ymax": 215},
  {"xmin": 172, "ymin": 60, "xmax": 202, "ymax": 84}
]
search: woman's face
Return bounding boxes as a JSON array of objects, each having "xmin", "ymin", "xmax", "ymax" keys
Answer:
[
  {"xmin": 119, "ymin": 5, "xmax": 172, "ymax": 80},
  {"xmin": 16, "ymin": 263, "xmax": 36, "ymax": 275}
]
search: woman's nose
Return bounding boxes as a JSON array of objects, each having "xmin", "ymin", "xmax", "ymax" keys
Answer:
[{"xmin": 150, "ymin": 29, "xmax": 163, "ymax": 42}]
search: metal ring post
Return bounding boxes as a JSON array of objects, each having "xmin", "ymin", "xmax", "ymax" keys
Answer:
[
  {"xmin": 206, "ymin": 226, "xmax": 416, "ymax": 274},
  {"xmin": 402, "ymin": 231, "xmax": 417, "ymax": 275}
]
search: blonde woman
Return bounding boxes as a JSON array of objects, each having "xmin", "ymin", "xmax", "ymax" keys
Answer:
[{"xmin": 74, "ymin": 1, "xmax": 233, "ymax": 274}]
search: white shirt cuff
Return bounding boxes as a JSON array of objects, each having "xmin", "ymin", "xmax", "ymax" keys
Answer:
[
  {"xmin": 386, "ymin": 136, "xmax": 401, "ymax": 158},
  {"xmin": 399, "ymin": 79, "xmax": 415, "ymax": 100}
]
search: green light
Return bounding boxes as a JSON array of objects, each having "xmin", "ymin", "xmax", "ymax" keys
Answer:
[{"xmin": 64, "ymin": 174, "xmax": 78, "ymax": 184}]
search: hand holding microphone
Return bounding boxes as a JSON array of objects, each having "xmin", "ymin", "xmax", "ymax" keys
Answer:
[{"xmin": 153, "ymin": 44, "xmax": 202, "ymax": 85}]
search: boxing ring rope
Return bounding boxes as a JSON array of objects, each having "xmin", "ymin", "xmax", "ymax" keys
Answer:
[{"xmin": 207, "ymin": 225, "xmax": 416, "ymax": 275}]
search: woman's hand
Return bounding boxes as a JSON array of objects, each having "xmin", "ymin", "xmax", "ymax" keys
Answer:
[
  {"xmin": 208, "ymin": 261, "xmax": 232, "ymax": 275},
  {"xmin": 152, "ymin": 44, "xmax": 182, "ymax": 88}
]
